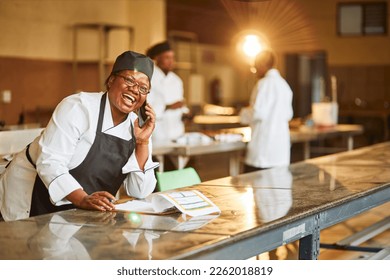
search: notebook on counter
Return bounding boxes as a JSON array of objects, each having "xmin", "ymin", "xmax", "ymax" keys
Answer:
[{"xmin": 114, "ymin": 190, "xmax": 221, "ymax": 217}]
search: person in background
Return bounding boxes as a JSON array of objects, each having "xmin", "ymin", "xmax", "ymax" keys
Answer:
[
  {"xmin": 210, "ymin": 77, "xmax": 222, "ymax": 105},
  {"xmin": 0, "ymin": 51, "xmax": 159, "ymax": 221},
  {"xmin": 242, "ymin": 50, "xmax": 293, "ymax": 172},
  {"xmin": 146, "ymin": 41, "xmax": 189, "ymax": 143}
]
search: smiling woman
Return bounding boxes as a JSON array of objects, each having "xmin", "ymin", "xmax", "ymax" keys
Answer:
[
  {"xmin": 115, "ymin": 74, "xmax": 150, "ymax": 95},
  {"xmin": 104, "ymin": 51, "xmax": 153, "ymax": 126},
  {"xmin": 107, "ymin": 70, "xmax": 150, "ymax": 125},
  {"xmin": 0, "ymin": 50, "xmax": 160, "ymax": 222}
]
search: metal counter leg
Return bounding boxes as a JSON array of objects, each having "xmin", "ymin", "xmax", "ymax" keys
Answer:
[{"xmin": 299, "ymin": 232, "xmax": 320, "ymax": 260}]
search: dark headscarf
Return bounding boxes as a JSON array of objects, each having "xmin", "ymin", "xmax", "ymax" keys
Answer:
[{"xmin": 111, "ymin": 51, "xmax": 154, "ymax": 82}]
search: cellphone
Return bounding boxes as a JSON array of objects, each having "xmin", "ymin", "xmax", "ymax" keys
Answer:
[{"xmin": 137, "ymin": 101, "xmax": 150, "ymax": 128}]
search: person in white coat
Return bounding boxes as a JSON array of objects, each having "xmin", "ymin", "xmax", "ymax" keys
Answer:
[
  {"xmin": 243, "ymin": 50, "xmax": 293, "ymax": 172},
  {"xmin": 146, "ymin": 41, "xmax": 189, "ymax": 144},
  {"xmin": 0, "ymin": 51, "xmax": 159, "ymax": 221}
]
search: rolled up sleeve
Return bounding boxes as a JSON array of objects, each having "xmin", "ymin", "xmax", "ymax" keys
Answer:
[
  {"xmin": 48, "ymin": 174, "xmax": 83, "ymax": 205},
  {"xmin": 122, "ymin": 142, "xmax": 159, "ymax": 198}
]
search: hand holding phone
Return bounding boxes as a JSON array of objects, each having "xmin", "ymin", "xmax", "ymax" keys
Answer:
[{"xmin": 137, "ymin": 101, "xmax": 150, "ymax": 128}]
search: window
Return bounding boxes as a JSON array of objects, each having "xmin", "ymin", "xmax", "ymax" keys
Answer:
[{"xmin": 338, "ymin": 2, "xmax": 387, "ymax": 35}]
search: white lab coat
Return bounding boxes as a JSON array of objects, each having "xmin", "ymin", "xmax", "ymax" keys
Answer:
[
  {"xmin": 245, "ymin": 69, "xmax": 293, "ymax": 168},
  {"xmin": 0, "ymin": 92, "xmax": 158, "ymax": 221},
  {"xmin": 148, "ymin": 66, "xmax": 187, "ymax": 143}
]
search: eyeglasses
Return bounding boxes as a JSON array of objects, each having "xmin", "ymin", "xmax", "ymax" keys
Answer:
[{"xmin": 115, "ymin": 74, "xmax": 150, "ymax": 95}]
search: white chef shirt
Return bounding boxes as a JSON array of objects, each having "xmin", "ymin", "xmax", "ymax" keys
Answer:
[
  {"xmin": 148, "ymin": 66, "xmax": 187, "ymax": 143},
  {"xmin": 0, "ymin": 92, "xmax": 158, "ymax": 221},
  {"xmin": 245, "ymin": 69, "xmax": 293, "ymax": 168}
]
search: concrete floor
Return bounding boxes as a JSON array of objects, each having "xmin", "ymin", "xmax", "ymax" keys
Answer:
[{"xmin": 318, "ymin": 202, "xmax": 390, "ymax": 260}]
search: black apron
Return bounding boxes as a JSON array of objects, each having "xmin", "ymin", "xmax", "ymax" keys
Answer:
[{"xmin": 28, "ymin": 93, "xmax": 135, "ymax": 217}]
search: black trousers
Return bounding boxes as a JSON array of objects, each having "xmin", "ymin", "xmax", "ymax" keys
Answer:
[{"xmin": 243, "ymin": 164, "xmax": 268, "ymax": 173}]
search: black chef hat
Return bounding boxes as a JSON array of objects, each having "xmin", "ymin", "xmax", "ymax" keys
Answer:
[
  {"xmin": 111, "ymin": 51, "xmax": 154, "ymax": 82},
  {"xmin": 146, "ymin": 41, "xmax": 171, "ymax": 59}
]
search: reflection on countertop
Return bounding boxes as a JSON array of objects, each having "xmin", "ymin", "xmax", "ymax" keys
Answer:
[
  {"xmin": 0, "ymin": 211, "xmax": 220, "ymax": 260},
  {"xmin": 0, "ymin": 142, "xmax": 389, "ymax": 259}
]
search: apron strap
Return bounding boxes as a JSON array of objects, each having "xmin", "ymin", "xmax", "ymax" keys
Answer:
[
  {"xmin": 96, "ymin": 92, "xmax": 107, "ymax": 133},
  {"xmin": 25, "ymin": 144, "xmax": 36, "ymax": 169}
]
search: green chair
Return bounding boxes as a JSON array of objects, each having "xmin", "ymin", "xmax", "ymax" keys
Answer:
[{"xmin": 156, "ymin": 167, "xmax": 201, "ymax": 192}]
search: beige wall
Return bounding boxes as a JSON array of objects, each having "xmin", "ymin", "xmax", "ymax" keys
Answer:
[
  {"xmin": 0, "ymin": 0, "xmax": 389, "ymax": 126},
  {"xmin": 174, "ymin": 0, "xmax": 390, "ymax": 108},
  {"xmin": 0, "ymin": 0, "xmax": 166, "ymax": 60},
  {"xmin": 296, "ymin": 0, "xmax": 390, "ymax": 65},
  {"xmin": 0, "ymin": 0, "xmax": 166, "ymax": 125},
  {"xmin": 224, "ymin": 0, "xmax": 390, "ymax": 107}
]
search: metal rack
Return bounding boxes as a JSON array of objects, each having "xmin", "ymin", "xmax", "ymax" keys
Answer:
[
  {"xmin": 72, "ymin": 23, "xmax": 134, "ymax": 91},
  {"xmin": 167, "ymin": 30, "xmax": 201, "ymax": 106},
  {"xmin": 168, "ymin": 30, "xmax": 198, "ymax": 73}
]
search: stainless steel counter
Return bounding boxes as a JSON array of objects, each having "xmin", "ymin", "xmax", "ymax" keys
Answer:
[
  {"xmin": 152, "ymin": 124, "xmax": 364, "ymax": 175},
  {"xmin": 0, "ymin": 142, "xmax": 389, "ymax": 260},
  {"xmin": 153, "ymin": 141, "xmax": 245, "ymax": 175}
]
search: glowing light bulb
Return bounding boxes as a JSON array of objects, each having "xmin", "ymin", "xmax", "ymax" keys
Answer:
[{"xmin": 242, "ymin": 35, "xmax": 263, "ymax": 58}]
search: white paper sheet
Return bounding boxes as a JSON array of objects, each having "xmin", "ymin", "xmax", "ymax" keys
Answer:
[{"xmin": 114, "ymin": 190, "xmax": 220, "ymax": 217}]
